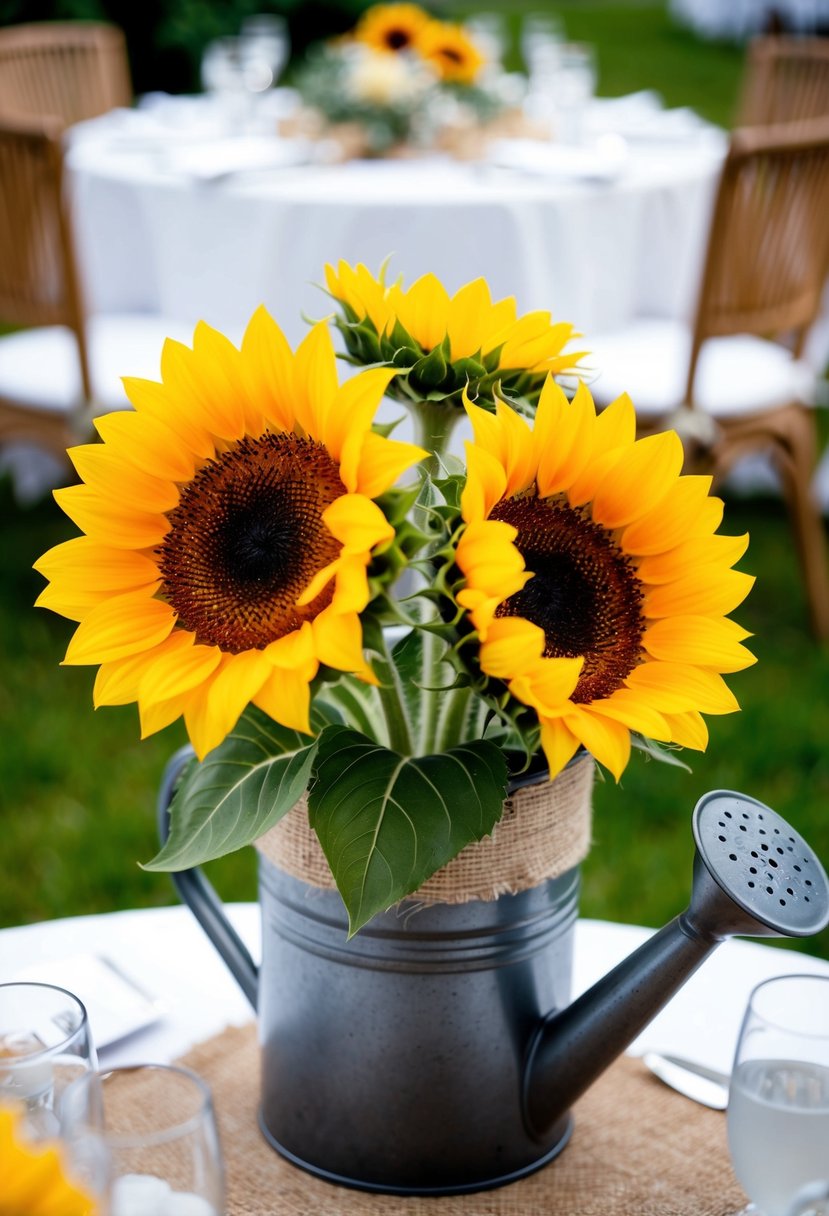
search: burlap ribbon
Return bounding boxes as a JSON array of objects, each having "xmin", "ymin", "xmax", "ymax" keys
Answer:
[{"xmin": 254, "ymin": 753, "xmax": 594, "ymax": 904}]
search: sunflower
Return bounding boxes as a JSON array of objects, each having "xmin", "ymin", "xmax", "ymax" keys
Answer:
[
  {"xmin": 353, "ymin": 3, "xmax": 431, "ymax": 54},
  {"xmin": 416, "ymin": 19, "xmax": 486, "ymax": 84},
  {"xmin": 324, "ymin": 261, "xmax": 586, "ymax": 459},
  {"xmin": 454, "ymin": 379, "xmax": 756, "ymax": 780},
  {"xmin": 34, "ymin": 309, "xmax": 425, "ymax": 761},
  {"xmin": 0, "ymin": 1106, "xmax": 97, "ymax": 1216}
]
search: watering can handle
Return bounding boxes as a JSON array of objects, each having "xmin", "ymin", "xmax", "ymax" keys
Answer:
[{"xmin": 156, "ymin": 746, "xmax": 259, "ymax": 1011}]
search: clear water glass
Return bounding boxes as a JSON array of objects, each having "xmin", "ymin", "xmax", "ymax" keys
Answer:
[
  {"xmin": 0, "ymin": 981, "xmax": 97, "ymax": 1140},
  {"xmin": 240, "ymin": 14, "xmax": 290, "ymax": 90},
  {"xmin": 727, "ymin": 974, "xmax": 829, "ymax": 1216},
  {"xmin": 62, "ymin": 1063, "xmax": 225, "ymax": 1216}
]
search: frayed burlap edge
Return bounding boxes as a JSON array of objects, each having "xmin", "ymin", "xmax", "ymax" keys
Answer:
[{"xmin": 254, "ymin": 753, "xmax": 594, "ymax": 904}]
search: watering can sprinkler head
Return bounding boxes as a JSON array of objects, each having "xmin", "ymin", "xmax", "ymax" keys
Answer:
[{"xmin": 523, "ymin": 790, "xmax": 829, "ymax": 1140}]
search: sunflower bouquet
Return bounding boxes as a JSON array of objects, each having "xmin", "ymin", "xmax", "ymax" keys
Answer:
[
  {"xmin": 289, "ymin": 3, "xmax": 515, "ymax": 157},
  {"xmin": 35, "ymin": 260, "xmax": 756, "ymax": 935}
]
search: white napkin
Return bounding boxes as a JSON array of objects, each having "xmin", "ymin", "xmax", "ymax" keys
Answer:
[
  {"xmin": 158, "ymin": 135, "xmax": 313, "ymax": 181},
  {"xmin": 486, "ymin": 134, "xmax": 630, "ymax": 183}
]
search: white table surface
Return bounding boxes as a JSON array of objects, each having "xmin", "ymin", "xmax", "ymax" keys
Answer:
[
  {"xmin": 3, "ymin": 902, "xmax": 828, "ymax": 1078},
  {"xmin": 64, "ymin": 89, "xmax": 727, "ymax": 348}
]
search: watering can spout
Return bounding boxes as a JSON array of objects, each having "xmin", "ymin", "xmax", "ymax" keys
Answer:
[{"xmin": 523, "ymin": 791, "xmax": 829, "ymax": 1140}]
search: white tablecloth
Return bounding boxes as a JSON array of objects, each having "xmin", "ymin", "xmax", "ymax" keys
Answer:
[
  {"xmin": 669, "ymin": 0, "xmax": 829, "ymax": 38},
  {"xmin": 2, "ymin": 903, "xmax": 828, "ymax": 1078},
  {"xmin": 64, "ymin": 90, "xmax": 727, "ymax": 349}
]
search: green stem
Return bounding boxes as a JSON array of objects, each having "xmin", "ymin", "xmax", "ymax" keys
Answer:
[
  {"xmin": 409, "ymin": 399, "xmax": 463, "ymax": 478},
  {"xmin": 373, "ymin": 650, "xmax": 414, "ymax": 755},
  {"xmin": 435, "ymin": 684, "xmax": 473, "ymax": 751}
]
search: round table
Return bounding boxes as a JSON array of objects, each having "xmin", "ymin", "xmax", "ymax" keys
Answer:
[
  {"xmin": 3, "ymin": 902, "xmax": 828, "ymax": 1077},
  {"xmin": 64, "ymin": 90, "xmax": 728, "ymax": 349}
]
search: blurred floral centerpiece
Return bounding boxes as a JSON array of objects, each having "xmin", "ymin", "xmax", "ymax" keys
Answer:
[
  {"xmin": 288, "ymin": 2, "xmax": 521, "ymax": 157},
  {"xmin": 35, "ymin": 260, "xmax": 756, "ymax": 935}
]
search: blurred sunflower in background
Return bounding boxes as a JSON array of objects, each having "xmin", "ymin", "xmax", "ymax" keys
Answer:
[
  {"xmin": 417, "ymin": 18, "xmax": 487, "ymax": 83},
  {"xmin": 0, "ymin": 1106, "xmax": 97, "ymax": 1216},
  {"xmin": 353, "ymin": 2, "xmax": 431, "ymax": 54},
  {"xmin": 453, "ymin": 380, "xmax": 756, "ymax": 779},
  {"xmin": 34, "ymin": 308, "xmax": 425, "ymax": 761}
]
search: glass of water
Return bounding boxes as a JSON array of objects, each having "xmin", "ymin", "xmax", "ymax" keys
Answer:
[
  {"xmin": 727, "ymin": 974, "xmax": 829, "ymax": 1216},
  {"xmin": 0, "ymin": 982, "xmax": 97, "ymax": 1140},
  {"xmin": 62, "ymin": 1063, "xmax": 225, "ymax": 1216}
]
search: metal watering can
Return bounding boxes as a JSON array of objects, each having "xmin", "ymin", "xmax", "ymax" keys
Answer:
[{"xmin": 158, "ymin": 750, "xmax": 829, "ymax": 1196}]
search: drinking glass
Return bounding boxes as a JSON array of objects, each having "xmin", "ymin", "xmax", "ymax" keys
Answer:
[
  {"xmin": 552, "ymin": 41, "xmax": 597, "ymax": 144},
  {"xmin": 0, "ymin": 981, "xmax": 96, "ymax": 1140},
  {"xmin": 240, "ymin": 14, "xmax": 290, "ymax": 90},
  {"xmin": 727, "ymin": 974, "xmax": 829, "ymax": 1216},
  {"xmin": 62, "ymin": 1063, "xmax": 225, "ymax": 1216}
]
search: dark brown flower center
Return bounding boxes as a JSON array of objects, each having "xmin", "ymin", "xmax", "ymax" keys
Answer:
[
  {"xmin": 491, "ymin": 493, "xmax": 645, "ymax": 702},
  {"xmin": 438, "ymin": 46, "xmax": 464, "ymax": 64},
  {"xmin": 385, "ymin": 28, "xmax": 411, "ymax": 49},
  {"xmin": 157, "ymin": 433, "xmax": 345, "ymax": 653}
]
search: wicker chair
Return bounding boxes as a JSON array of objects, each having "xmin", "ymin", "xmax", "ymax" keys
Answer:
[
  {"xmin": 737, "ymin": 35, "xmax": 829, "ymax": 126},
  {"xmin": 0, "ymin": 21, "xmax": 132, "ymax": 127},
  {"xmin": 586, "ymin": 117, "xmax": 829, "ymax": 640},
  {"xmin": 0, "ymin": 113, "xmax": 190, "ymax": 493}
]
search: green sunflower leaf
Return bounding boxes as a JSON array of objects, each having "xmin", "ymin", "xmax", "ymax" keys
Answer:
[
  {"xmin": 144, "ymin": 707, "xmax": 318, "ymax": 872},
  {"xmin": 411, "ymin": 343, "xmax": 448, "ymax": 389},
  {"xmin": 309, "ymin": 725, "xmax": 508, "ymax": 935}
]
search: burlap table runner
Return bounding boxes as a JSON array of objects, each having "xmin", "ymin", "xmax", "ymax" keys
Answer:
[{"xmin": 177, "ymin": 1023, "xmax": 747, "ymax": 1216}]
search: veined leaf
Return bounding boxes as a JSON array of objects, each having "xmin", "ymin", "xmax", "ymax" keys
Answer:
[
  {"xmin": 144, "ymin": 706, "xmax": 318, "ymax": 871},
  {"xmin": 309, "ymin": 725, "xmax": 508, "ymax": 934}
]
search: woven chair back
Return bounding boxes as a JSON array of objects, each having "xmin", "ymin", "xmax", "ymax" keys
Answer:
[
  {"xmin": 0, "ymin": 114, "xmax": 91, "ymax": 400},
  {"xmin": 738, "ymin": 36, "xmax": 829, "ymax": 127},
  {"xmin": 0, "ymin": 22, "xmax": 132, "ymax": 128},
  {"xmin": 686, "ymin": 116, "xmax": 829, "ymax": 403}
]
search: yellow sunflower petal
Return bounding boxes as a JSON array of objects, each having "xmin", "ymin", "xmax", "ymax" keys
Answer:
[
  {"xmin": 312, "ymin": 607, "xmax": 373, "ymax": 675},
  {"xmin": 479, "ymin": 616, "xmax": 544, "ymax": 676},
  {"xmin": 53, "ymin": 485, "xmax": 169, "ymax": 549},
  {"xmin": 638, "ymin": 532, "xmax": 750, "ymax": 585},
  {"xmin": 63, "ymin": 592, "xmax": 176, "ymax": 666},
  {"xmin": 293, "ymin": 321, "xmax": 342, "ymax": 443},
  {"xmin": 34, "ymin": 537, "xmax": 160, "ymax": 592},
  {"xmin": 93, "ymin": 630, "xmax": 196, "ymax": 706},
  {"xmin": 322, "ymin": 493, "xmax": 394, "ymax": 552},
  {"xmin": 586, "ymin": 690, "xmax": 671, "ymax": 741},
  {"xmin": 328, "ymin": 366, "xmax": 399, "ymax": 465},
  {"xmin": 446, "ymin": 278, "xmax": 493, "ymax": 359},
  {"xmin": 538, "ymin": 718, "xmax": 582, "ymax": 779},
  {"xmin": 253, "ymin": 667, "xmax": 312, "ymax": 734},
  {"xmin": 535, "ymin": 378, "xmax": 597, "ymax": 497},
  {"xmin": 508, "ymin": 655, "xmax": 583, "ymax": 715},
  {"xmin": 139, "ymin": 689, "xmax": 191, "ymax": 739},
  {"xmin": 664, "ymin": 710, "xmax": 709, "ymax": 751},
  {"xmin": 590, "ymin": 430, "xmax": 684, "ymax": 529},
  {"xmin": 35, "ymin": 578, "xmax": 160, "ymax": 623},
  {"xmin": 563, "ymin": 705, "xmax": 632, "ymax": 781},
  {"xmin": 460, "ymin": 442, "xmax": 508, "ymax": 521},
  {"xmin": 348, "ymin": 430, "xmax": 426, "ymax": 500},
  {"xmin": 176, "ymin": 320, "xmax": 249, "ymax": 441},
  {"xmin": 645, "ymin": 568, "xmax": 755, "ymax": 619},
  {"xmin": 68, "ymin": 444, "xmax": 180, "ymax": 513},
  {"xmin": 94, "ymin": 409, "xmax": 198, "ymax": 482},
  {"xmin": 642, "ymin": 615, "xmax": 757, "ymax": 672},
  {"xmin": 185, "ymin": 650, "xmax": 273, "ymax": 759},
  {"xmin": 123, "ymin": 372, "xmax": 214, "ymax": 460},
  {"xmin": 391, "ymin": 273, "xmax": 451, "ymax": 351},
  {"xmin": 626, "ymin": 661, "xmax": 741, "ymax": 715},
  {"xmin": 238, "ymin": 305, "xmax": 297, "ymax": 432},
  {"xmin": 621, "ymin": 475, "xmax": 722, "ymax": 555},
  {"xmin": 137, "ymin": 637, "xmax": 223, "ymax": 705}
]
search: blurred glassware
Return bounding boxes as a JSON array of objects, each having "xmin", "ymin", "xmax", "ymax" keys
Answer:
[
  {"xmin": 240, "ymin": 14, "xmax": 290, "ymax": 91},
  {"xmin": 465, "ymin": 12, "xmax": 508, "ymax": 70},
  {"xmin": 553, "ymin": 41, "xmax": 597, "ymax": 144},
  {"xmin": 520, "ymin": 10, "xmax": 565, "ymax": 85},
  {"xmin": 0, "ymin": 982, "xmax": 97, "ymax": 1141},
  {"xmin": 63, "ymin": 1063, "xmax": 226, "ymax": 1216}
]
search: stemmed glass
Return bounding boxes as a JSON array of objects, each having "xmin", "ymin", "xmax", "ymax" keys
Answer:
[
  {"xmin": 727, "ymin": 974, "xmax": 829, "ymax": 1216},
  {"xmin": 0, "ymin": 981, "xmax": 97, "ymax": 1140},
  {"xmin": 62, "ymin": 1063, "xmax": 226, "ymax": 1216}
]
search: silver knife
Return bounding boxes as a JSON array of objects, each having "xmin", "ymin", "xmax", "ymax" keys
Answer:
[{"xmin": 641, "ymin": 1051, "xmax": 731, "ymax": 1109}]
